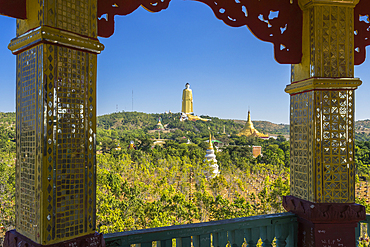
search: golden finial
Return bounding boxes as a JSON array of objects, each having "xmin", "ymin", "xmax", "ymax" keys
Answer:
[
  {"xmin": 208, "ymin": 133, "xmax": 213, "ymax": 150},
  {"xmin": 247, "ymin": 110, "xmax": 252, "ymax": 124}
]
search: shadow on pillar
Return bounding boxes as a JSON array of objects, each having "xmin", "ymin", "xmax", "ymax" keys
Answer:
[{"xmin": 283, "ymin": 195, "xmax": 366, "ymax": 247}]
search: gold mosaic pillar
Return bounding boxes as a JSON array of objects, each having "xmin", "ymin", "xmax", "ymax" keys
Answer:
[
  {"xmin": 283, "ymin": 0, "xmax": 366, "ymax": 246},
  {"xmin": 5, "ymin": 0, "xmax": 104, "ymax": 246},
  {"xmin": 287, "ymin": 0, "xmax": 363, "ymax": 204},
  {"xmin": 286, "ymin": 79, "xmax": 361, "ymax": 203}
]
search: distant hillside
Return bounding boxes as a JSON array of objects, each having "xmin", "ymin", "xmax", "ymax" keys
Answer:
[
  {"xmin": 97, "ymin": 111, "xmax": 164, "ymax": 131},
  {"xmin": 98, "ymin": 112, "xmax": 370, "ymax": 142},
  {"xmin": 356, "ymin": 120, "xmax": 370, "ymax": 129},
  {"xmin": 97, "ymin": 111, "xmax": 244, "ymax": 135},
  {"xmin": 234, "ymin": 119, "xmax": 289, "ymax": 136},
  {"xmin": 355, "ymin": 120, "xmax": 370, "ymax": 142},
  {"xmin": 0, "ymin": 112, "xmax": 15, "ymax": 127},
  {"xmin": 1, "ymin": 112, "xmax": 369, "ymax": 141},
  {"xmin": 0, "ymin": 112, "xmax": 16, "ymax": 152},
  {"xmin": 97, "ymin": 111, "xmax": 291, "ymax": 136}
]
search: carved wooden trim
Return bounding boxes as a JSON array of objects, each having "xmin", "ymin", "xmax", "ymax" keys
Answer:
[
  {"xmin": 96, "ymin": 0, "xmax": 303, "ymax": 64},
  {"xmin": 283, "ymin": 195, "xmax": 366, "ymax": 224},
  {"xmin": 354, "ymin": 0, "xmax": 370, "ymax": 65}
]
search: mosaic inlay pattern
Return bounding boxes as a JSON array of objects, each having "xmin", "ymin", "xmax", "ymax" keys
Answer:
[
  {"xmin": 52, "ymin": 0, "xmax": 97, "ymax": 37},
  {"xmin": 290, "ymin": 90, "xmax": 355, "ymax": 203},
  {"xmin": 290, "ymin": 92, "xmax": 314, "ymax": 202},
  {"xmin": 292, "ymin": 4, "xmax": 355, "ymax": 83},
  {"xmin": 39, "ymin": 44, "xmax": 97, "ymax": 244},
  {"xmin": 16, "ymin": 45, "xmax": 43, "ymax": 242},
  {"xmin": 17, "ymin": 0, "xmax": 97, "ymax": 38},
  {"xmin": 55, "ymin": 46, "xmax": 86, "ymax": 240},
  {"xmin": 14, "ymin": 0, "xmax": 98, "ymax": 244},
  {"xmin": 15, "ymin": 44, "xmax": 97, "ymax": 245},
  {"xmin": 315, "ymin": 91, "xmax": 355, "ymax": 203},
  {"xmin": 310, "ymin": 5, "xmax": 354, "ymax": 78}
]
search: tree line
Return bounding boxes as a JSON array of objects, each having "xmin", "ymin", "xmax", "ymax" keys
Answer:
[{"xmin": 0, "ymin": 112, "xmax": 370, "ymax": 242}]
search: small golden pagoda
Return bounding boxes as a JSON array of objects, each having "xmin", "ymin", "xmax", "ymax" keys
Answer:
[
  {"xmin": 237, "ymin": 111, "xmax": 268, "ymax": 139},
  {"xmin": 155, "ymin": 117, "xmax": 165, "ymax": 130}
]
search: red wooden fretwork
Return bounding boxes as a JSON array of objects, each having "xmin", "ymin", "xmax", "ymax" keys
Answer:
[
  {"xmin": 97, "ymin": 0, "xmax": 302, "ymax": 64},
  {"xmin": 354, "ymin": 0, "xmax": 370, "ymax": 65},
  {"xmin": 2, "ymin": 0, "xmax": 369, "ymax": 65},
  {"xmin": 97, "ymin": 0, "xmax": 171, "ymax": 38},
  {"xmin": 193, "ymin": 0, "xmax": 302, "ymax": 64}
]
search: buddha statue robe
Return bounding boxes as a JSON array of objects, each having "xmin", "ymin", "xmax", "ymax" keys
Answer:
[{"xmin": 182, "ymin": 84, "xmax": 193, "ymax": 114}]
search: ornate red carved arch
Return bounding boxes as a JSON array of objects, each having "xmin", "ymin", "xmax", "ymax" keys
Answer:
[
  {"xmin": 354, "ymin": 0, "xmax": 370, "ymax": 65},
  {"xmin": 1, "ymin": 0, "xmax": 370, "ymax": 65},
  {"xmin": 97, "ymin": 0, "xmax": 303, "ymax": 64}
]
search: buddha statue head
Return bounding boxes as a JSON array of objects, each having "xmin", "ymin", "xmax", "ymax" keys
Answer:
[{"xmin": 185, "ymin": 83, "xmax": 190, "ymax": 89}]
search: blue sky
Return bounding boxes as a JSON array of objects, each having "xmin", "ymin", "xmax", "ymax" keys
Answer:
[{"xmin": 0, "ymin": 1, "xmax": 369, "ymax": 124}]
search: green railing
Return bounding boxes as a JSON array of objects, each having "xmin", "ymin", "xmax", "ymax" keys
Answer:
[
  {"xmin": 104, "ymin": 213, "xmax": 297, "ymax": 247},
  {"xmin": 356, "ymin": 214, "xmax": 370, "ymax": 246}
]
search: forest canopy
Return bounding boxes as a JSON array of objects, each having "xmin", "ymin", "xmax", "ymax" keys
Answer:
[{"xmin": 0, "ymin": 111, "xmax": 369, "ymax": 241}]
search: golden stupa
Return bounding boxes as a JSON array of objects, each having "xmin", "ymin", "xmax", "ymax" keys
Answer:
[{"xmin": 237, "ymin": 111, "xmax": 268, "ymax": 138}]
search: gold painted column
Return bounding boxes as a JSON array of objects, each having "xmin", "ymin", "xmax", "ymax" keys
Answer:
[
  {"xmin": 289, "ymin": 0, "xmax": 361, "ymax": 205},
  {"xmin": 4, "ymin": 0, "xmax": 104, "ymax": 246},
  {"xmin": 283, "ymin": 0, "xmax": 366, "ymax": 246}
]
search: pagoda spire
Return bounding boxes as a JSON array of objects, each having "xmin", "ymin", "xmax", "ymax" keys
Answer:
[
  {"xmin": 246, "ymin": 110, "xmax": 254, "ymax": 130},
  {"xmin": 204, "ymin": 133, "xmax": 219, "ymax": 177},
  {"xmin": 237, "ymin": 110, "xmax": 268, "ymax": 138},
  {"xmin": 208, "ymin": 133, "xmax": 213, "ymax": 150}
]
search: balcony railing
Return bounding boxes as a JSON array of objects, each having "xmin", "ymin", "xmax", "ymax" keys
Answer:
[
  {"xmin": 104, "ymin": 212, "xmax": 298, "ymax": 247},
  {"xmin": 356, "ymin": 214, "xmax": 370, "ymax": 246}
]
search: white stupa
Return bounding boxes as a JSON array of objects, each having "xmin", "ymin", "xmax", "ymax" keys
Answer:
[{"xmin": 204, "ymin": 134, "xmax": 219, "ymax": 178}]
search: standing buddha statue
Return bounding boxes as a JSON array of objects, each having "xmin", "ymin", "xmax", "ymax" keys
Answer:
[{"xmin": 182, "ymin": 83, "xmax": 193, "ymax": 114}]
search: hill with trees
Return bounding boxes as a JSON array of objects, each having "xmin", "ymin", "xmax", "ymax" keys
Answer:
[
  {"xmin": 233, "ymin": 119, "xmax": 289, "ymax": 136},
  {"xmin": 0, "ymin": 113, "xmax": 15, "ymax": 155},
  {"xmin": 97, "ymin": 111, "xmax": 289, "ymax": 135},
  {"xmin": 97, "ymin": 111, "xmax": 370, "ymax": 142},
  {"xmin": 355, "ymin": 119, "xmax": 370, "ymax": 141},
  {"xmin": 1, "ymin": 111, "xmax": 370, "ymax": 242}
]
